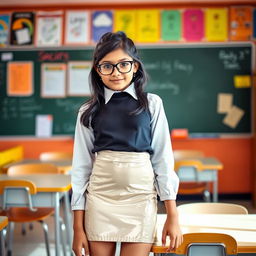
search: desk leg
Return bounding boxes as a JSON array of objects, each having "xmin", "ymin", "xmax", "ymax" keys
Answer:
[
  {"xmin": 213, "ymin": 170, "xmax": 218, "ymax": 202},
  {"xmin": 55, "ymin": 192, "xmax": 61, "ymax": 256},
  {"xmin": 0, "ymin": 230, "xmax": 5, "ymax": 256},
  {"xmin": 64, "ymin": 191, "xmax": 72, "ymax": 254}
]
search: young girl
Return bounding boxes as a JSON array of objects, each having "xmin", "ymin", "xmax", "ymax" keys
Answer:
[{"xmin": 71, "ymin": 31, "xmax": 182, "ymax": 256}]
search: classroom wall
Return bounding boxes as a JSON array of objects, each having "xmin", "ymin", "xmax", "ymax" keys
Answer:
[{"xmin": 0, "ymin": 0, "xmax": 255, "ymax": 196}]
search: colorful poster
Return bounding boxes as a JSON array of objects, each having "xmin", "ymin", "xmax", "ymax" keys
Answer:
[
  {"xmin": 253, "ymin": 8, "xmax": 256, "ymax": 39},
  {"xmin": 92, "ymin": 11, "xmax": 113, "ymax": 43},
  {"xmin": 0, "ymin": 14, "xmax": 10, "ymax": 47},
  {"xmin": 65, "ymin": 11, "xmax": 90, "ymax": 45},
  {"xmin": 161, "ymin": 10, "xmax": 181, "ymax": 41},
  {"xmin": 41, "ymin": 63, "xmax": 66, "ymax": 98},
  {"xmin": 36, "ymin": 11, "xmax": 63, "ymax": 46},
  {"xmin": 114, "ymin": 10, "xmax": 136, "ymax": 41},
  {"xmin": 205, "ymin": 8, "xmax": 228, "ymax": 41},
  {"xmin": 137, "ymin": 9, "xmax": 160, "ymax": 42},
  {"xmin": 68, "ymin": 61, "xmax": 91, "ymax": 96},
  {"xmin": 10, "ymin": 12, "xmax": 34, "ymax": 45},
  {"xmin": 7, "ymin": 62, "xmax": 33, "ymax": 96},
  {"xmin": 183, "ymin": 9, "xmax": 204, "ymax": 41},
  {"xmin": 230, "ymin": 6, "xmax": 252, "ymax": 41}
]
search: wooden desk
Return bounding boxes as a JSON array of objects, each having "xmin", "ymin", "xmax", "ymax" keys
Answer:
[
  {"xmin": 153, "ymin": 214, "xmax": 256, "ymax": 255},
  {"xmin": 175, "ymin": 157, "xmax": 223, "ymax": 202},
  {"xmin": 0, "ymin": 174, "xmax": 72, "ymax": 256},
  {"xmin": 2, "ymin": 159, "xmax": 72, "ymax": 174},
  {"xmin": 0, "ymin": 216, "xmax": 8, "ymax": 256}
]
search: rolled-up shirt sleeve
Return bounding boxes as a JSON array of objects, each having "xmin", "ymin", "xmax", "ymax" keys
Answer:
[
  {"xmin": 71, "ymin": 109, "xmax": 95, "ymax": 210},
  {"xmin": 148, "ymin": 93, "xmax": 179, "ymax": 201}
]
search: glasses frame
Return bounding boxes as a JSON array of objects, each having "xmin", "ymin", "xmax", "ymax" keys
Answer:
[{"xmin": 97, "ymin": 60, "xmax": 134, "ymax": 75}]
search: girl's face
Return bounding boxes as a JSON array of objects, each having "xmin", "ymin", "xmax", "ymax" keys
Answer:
[{"xmin": 96, "ymin": 48, "xmax": 139, "ymax": 91}]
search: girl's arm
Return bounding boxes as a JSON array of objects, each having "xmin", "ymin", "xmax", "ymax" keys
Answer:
[
  {"xmin": 72, "ymin": 210, "xmax": 90, "ymax": 256},
  {"xmin": 162, "ymin": 200, "xmax": 183, "ymax": 252}
]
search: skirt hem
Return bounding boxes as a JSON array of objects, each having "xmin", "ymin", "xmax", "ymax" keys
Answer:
[{"xmin": 87, "ymin": 235, "xmax": 155, "ymax": 243}]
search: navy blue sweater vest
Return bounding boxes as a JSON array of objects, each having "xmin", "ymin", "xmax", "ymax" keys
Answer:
[{"xmin": 91, "ymin": 92, "xmax": 153, "ymax": 154}]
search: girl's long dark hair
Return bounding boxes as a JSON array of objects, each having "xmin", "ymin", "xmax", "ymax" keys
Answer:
[{"xmin": 81, "ymin": 31, "xmax": 149, "ymax": 127}]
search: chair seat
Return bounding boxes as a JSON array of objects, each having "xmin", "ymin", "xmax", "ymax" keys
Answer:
[
  {"xmin": 179, "ymin": 182, "xmax": 208, "ymax": 194},
  {"xmin": 0, "ymin": 207, "xmax": 54, "ymax": 222}
]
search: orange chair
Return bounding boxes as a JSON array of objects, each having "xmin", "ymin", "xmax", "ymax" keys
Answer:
[
  {"xmin": 0, "ymin": 179, "xmax": 67, "ymax": 256},
  {"xmin": 175, "ymin": 159, "xmax": 211, "ymax": 202},
  {"xmin": 39, "ymin": 152, "xmax": 72, "ymax": 161},
  {"xmin": 152, "ymin": 233, "xmax": 237, "ymax": 256},
  {"xmin": 176, "ymin": 233, "xmax": 237, "ymax": 256},
  {"xmin": 7, "ymin": 163, "xmax": 59, "ymax": 175}
]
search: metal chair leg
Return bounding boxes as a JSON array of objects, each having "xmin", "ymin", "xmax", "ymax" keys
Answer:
[
  {"xmin": 60, "ymin": 218, "xmax": 67, "ymax": 256},
  {"xmin": 203, "ymin": 190, "xmax": 211, "ymax": 202},
  {"xmin": 7, "ymin": 222, "xmax": 15, "ymax": 256},
  {"xmin": 39, "ymin": 220, "xmax": 51, "ymax": 256}
]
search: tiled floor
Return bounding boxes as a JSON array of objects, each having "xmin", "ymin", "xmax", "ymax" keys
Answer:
[{"xmin": 5, "ymin": 199, "xmax": 256, "ymax": 256}]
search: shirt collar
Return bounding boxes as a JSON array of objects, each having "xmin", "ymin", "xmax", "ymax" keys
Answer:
[{"xmin": 104, "ymin": 83, "xmax": 138, "ymax": 104}]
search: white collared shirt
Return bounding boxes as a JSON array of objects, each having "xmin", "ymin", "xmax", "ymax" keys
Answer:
[{"xmin": 71, "ymin": 84, "xmax": 179, "ymax": 210}]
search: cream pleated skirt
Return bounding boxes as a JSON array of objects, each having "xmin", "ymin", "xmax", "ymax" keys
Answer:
[{"xmin": 85, "ymin": 150, "xmax": 157, "ymax": 243}]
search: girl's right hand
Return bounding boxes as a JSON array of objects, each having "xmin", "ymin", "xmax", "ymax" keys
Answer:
[{"xmin": 72, "ymin": 229, "xmax": 90, "ymax": 256}]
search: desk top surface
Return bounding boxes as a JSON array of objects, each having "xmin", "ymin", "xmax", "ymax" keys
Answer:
[
  {"xmin": 0, "ymin": 174, "xmax": 71, "ymax": 192},
  {"xmin": 0, "ymin": 216, "xmax": 8, "ymax": 231},
  {"xmin": 175, "ymin": 157, "xmax": 223, "ymax": 170}
]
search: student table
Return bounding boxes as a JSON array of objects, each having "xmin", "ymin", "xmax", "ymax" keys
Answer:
[
  {"xmin": 2, "ymin": 159, "xmax": 72, "ymax": 174},
  {"xmin": 0, "ymin": 174, "xmax": 72, "ymax": 256},
  {"xmin": 175, "ymin": 157, "xmax": 223, "ymax": 202},
  {"xmin": 0, "ymin": 216, "xmax": 8, "ymax": 256},
  {"xmin": 153, "ymin": 214, "xmax": 256, "ymax": 255}
]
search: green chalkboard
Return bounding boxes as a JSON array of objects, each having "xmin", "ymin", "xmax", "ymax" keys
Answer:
[{"xmin": 0, "ymin": 44, "xmax": 253, "ymax": 136}]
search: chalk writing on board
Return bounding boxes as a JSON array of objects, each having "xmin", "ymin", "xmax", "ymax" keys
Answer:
[
  {"xmin": 145, "ymin": 60, "xmax": 193, "ymax": 75},
  {"xmin": 219, "ymin": 49, "xmax": 250, "ymax": 70},
  {"xmin": 56, "ymin": 99, "xmax": 83, "ymax": 113},
  {"xmin": 1, "ymin": 98, "xmax": 42, "ymax": 120},
  {"xmin": 147, "ymin": 81, "xmax": 180, "ymax": 94}
]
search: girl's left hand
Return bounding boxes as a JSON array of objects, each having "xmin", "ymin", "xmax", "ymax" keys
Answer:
[{"xmin": 162, "ymin": 215, "xmax": 183, "ymax": 252}]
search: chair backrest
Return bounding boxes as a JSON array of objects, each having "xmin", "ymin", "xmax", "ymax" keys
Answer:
[
  {"xmin": 7, "ymin": 163, "xmax": 59, "ymax": 175},
  {"xmin": 175, "ymin": 233, "xmax": 237, "ymax": 256},
  {"xmin": 174, "ymin": 150, "xmax": 204, "ymax": 160},
  {"xmin": 0, "ymin": 180, "xmax": 37, "ymax": 210},
  {"xmin": 39, "ymin": 152, "xmax": 72, "ymax": 161},
  {"xmin": 177, "ymin": 203, "xmax": 248, "ymax": 214},
  {"xmin": 175, "ymin": 159, "xmax": 203, "ymax": 172}
]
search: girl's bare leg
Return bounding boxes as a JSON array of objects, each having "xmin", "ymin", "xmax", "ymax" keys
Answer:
[
  {"xmin": 120, "ymin": 242, "xmax": 152, "ymax": 256},
  {"xmin": 89, "ymin": 241, "xmax": 116, "ymax": 256}
]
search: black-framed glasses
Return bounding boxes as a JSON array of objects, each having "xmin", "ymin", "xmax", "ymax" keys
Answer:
[{"xmin": 97, "ymin": 61, "xmax": 134, "ymax": 75}]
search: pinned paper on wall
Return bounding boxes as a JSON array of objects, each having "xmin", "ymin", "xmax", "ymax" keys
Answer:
[
  {"xmin": 223, "ymin": 105, "xmax": 244, "ymax": 129},
  {"xmin": 234, "ymin": 75, "xmax": 251, "ymax": 88},
  {"xmin": 183, "ymin": 9, "xmax": 204, "ymax": 41},
  {"xmin": 0, "ymin": 14, "xmax": 10, "ymax": 47},
  {"xmin": 10, "ymin": 12, "xmax": 34, "ymax": 45},
  {"xmin": 35, "ymin": 114, "xmax": 53, "ymax": 137},
  {"xmin": 67, "ymin": 61, "xmax": 91, "ymax": 96},
  {"xmin": 161, "ymin": 10, "xmax": 181, "ymax": 41},
  {"xmin": 92, "ymin": 11, "xmax": 113, "ymax": 43},
  {"xmin": 7, "ymin": 61, "xmax": 33, "ymax": 96},
  {"xmin": 230, "ymin": 6, "xmax": 253, "ymax": 41},
  {"xmin": 217, "ymin": 93, "xmax": 233, "ymax": 113},
  {"xmin": 205, "ymin": 8, "xmax": 228, "ymax": 41},
  {"xmin": 36, "ymin": 11, "xmax": 63, "ymax": 46},
  {"xmin": 65, "ymin": 11, "xmax": 90, "ymax": 45},
  {"xmin": 137, "ymin": 9, "xmax": 160, "ymax": 42},
  {"xmin": 114, "ymin": 10, "xmax": 136, "ymax": 41},
  {"xmin": 41, "ymin": 63, "xmax": 66, "ymax": 98}
]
